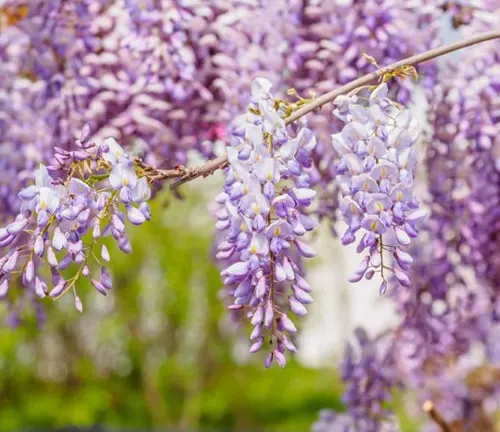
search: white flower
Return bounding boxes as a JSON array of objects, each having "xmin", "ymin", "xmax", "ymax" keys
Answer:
[
  {"xmin": 19, "ymin": 164, "xmax": 62, "ymax": 214},
  {"xmin": 260, "ymin": 100, "xmax": 285, "ymax": 134},
  {"xmin": 131, "ymin": 177, "xmax": 151, "ymax": 203},
  {"xmin": 37, "ymin": 186, "xmax": 60, "ymax": 213},
  {"xmin": 251, "ymin": 77, "xmax": 273, "ymax": 102},
  {"xmin": 109, "ymin": 161, "xmax": 138, "ymax": 190},
  {"xmin": 102, "ymin": 137, "xmax": 126, "ymax": 166}
]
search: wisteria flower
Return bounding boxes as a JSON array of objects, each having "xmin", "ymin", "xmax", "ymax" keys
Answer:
[
  {"xmin": 333, "ymin": 83, "xmax": 426, "ymax": 292},
  {"xmin": 0, "ymin": 136, "xmax": 152, "ymax": 323},
  {"xmin": 215, "ymin": 78, "xmax": 318, "ymax": 367}
]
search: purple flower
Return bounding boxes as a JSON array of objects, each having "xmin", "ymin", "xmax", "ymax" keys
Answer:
[
  {"xmin": 109, "ymin": 161, "xmax": 138, "ymax": 191},
  {"xmin": 216, "ymin": 78, "xmax": 318, "ymax": 367},
  {"xmin": 333, "ymin": 83, "xmax": 425, "ymax": 291},
  {"xmin": 0, "ymin": 135, "xmax": 152, "ymax": 316},
  {"xmin": 312, "ymin": 330, "xmax": 401, "ymax": 432}
]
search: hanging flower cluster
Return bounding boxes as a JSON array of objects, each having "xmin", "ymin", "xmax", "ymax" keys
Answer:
[
  {"xmin": 0, "ymin": 129, "xmax": 151, "ymax": 321},
  {"xmin": 312, "ymin": 329, "xmax": 401, "ymax": 432},
  {"xmin": 340, "ymin": 329, "xmax": 400, "ymax": 431},
  {"xmin": 0, "ymin": 0, "xmax": 297, "ymax": 223},
  {"xmin": 427, "ymin": 41, "xmax": 500, "ymax": 290},
  {"xmin": 215, "ymin": 78, "xmax": 317, "ymax": 367},
  {"xmin": 282, "ymin": 0, "xmax": 441, "ymax": 239},
  {"xmin": 333, "ymin": 83, "xmax": 426, "ymax": 292},
  {"xmin": 393, "ymin": 39, "xmax": 500, "ymax": 429}
]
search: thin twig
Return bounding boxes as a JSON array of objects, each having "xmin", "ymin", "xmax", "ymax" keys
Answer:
[
  {"xmin": 144, "ymin": 30, "xmax": 500, "ymax": 188},
  {"xmin": 423, "ymin": 400, "xmax": 454, "ymax": 432},
  {"xmin": 169, "ymin": 155, "xmax": 229, "ymax": 188}
]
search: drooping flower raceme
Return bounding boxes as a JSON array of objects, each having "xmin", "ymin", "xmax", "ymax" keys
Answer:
[
  {"xmin": 215, "ymin": 78, "xmax": 317, "ymax": 367},
  {"xmin": 396, "ymin": 40, "xmax": 500, "ymax": 429},
  {"xmin": 312, "ymin": 329, "xmax": 401, "ymax": 432},
  {"xmin": 0, "ymin": 132, "xmax": 151, "ymax": 323},
  {"xmin": 333, "ymin": 83, "xmax": 426, "ymax": 292}
]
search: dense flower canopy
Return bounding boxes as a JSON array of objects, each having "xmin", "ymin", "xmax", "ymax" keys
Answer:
[{"xmin": 0, "ymin": 0, "xmax": 499, "ymax": 430}]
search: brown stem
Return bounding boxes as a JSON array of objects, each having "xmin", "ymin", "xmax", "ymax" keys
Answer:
[
  {"xmin": 423, "ymin": 400, "xmax": 454, "ymax": 432},
  {"xmin": 145, "ymin": 30, "xmax": 500, "ymax": 188}
]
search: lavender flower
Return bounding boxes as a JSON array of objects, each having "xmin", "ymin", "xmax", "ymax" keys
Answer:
[
  {"xmin": 216, "ymin": 78, "xmax": 317, "ymax": 367},
  {"xmin": 282, "ymin": 0, "xmax": 442, "ymax": 238},
  {"xmin": 391, "ymin": 38, "xmax": 500, "ymax": 429},
  {"xmin": 0, "ymin": 0, "xmax": 300, "ymax": 222},
  {"xmin": 312, "ymin": 330, "xmax": 401, "ymax": 432},
  {"xmin": 0, "ymin": 136, "xmax": 152, "ymax": 323},
  {"xmin": 427, "ymin": 41, "xmax": 500, "ymax": 290},
  {"xmin": 333, "ymin": 83, "xmax": 426, "ymax": 291}
]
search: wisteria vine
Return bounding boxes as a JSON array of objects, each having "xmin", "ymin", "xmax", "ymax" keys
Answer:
[{"xmin": 1, "ymin": 1, "xmax": 500, "ymax": 430}]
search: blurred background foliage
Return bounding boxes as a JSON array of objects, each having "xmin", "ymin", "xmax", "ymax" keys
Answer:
[{"xmin": 0, "ymin": 187, "xmax": 347, "ymax": 431}]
